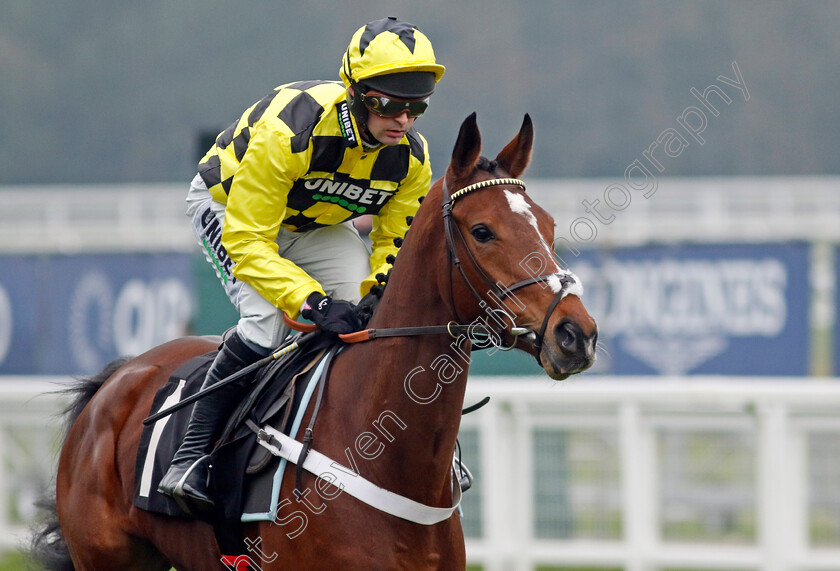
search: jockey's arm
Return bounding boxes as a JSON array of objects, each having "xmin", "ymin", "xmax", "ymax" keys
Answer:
[{"xmin": 222, "ymin": 122, "xmax": 323, "ymax": 318}]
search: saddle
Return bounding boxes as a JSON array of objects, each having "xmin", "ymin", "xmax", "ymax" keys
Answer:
[{"xmin": 133, "ymin": 332, "xmax": 337, "ymax": 554}]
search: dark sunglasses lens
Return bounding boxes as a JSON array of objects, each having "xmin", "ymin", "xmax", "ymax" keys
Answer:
[
  {"xmin": 406, "ymin": 100, "xmax": 428, "ymax": 118},
  {"xmin": 364, "ymin": 95, "xmax": 428, "ymax": 118}
]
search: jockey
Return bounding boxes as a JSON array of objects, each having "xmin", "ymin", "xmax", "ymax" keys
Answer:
[{"xmin": 158, "ymin": 16, "xmax": 445, "ymax": 513}]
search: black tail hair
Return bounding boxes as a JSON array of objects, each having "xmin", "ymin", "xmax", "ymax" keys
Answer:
[{"xmin": 28, "ymin": 357, "xmax": 131, "ymax": 570}]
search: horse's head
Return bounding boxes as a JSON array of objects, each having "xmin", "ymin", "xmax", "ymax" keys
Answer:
[{"xmin": 439, "ymin": 113, "xmax": 597, "ymax": 379}]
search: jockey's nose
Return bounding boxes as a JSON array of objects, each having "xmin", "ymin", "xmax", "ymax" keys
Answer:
[{"xmin": 393, "ymin": 110, "xmax": 411, "ymax": 124}]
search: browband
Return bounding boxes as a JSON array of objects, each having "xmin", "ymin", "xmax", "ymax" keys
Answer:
[{"xmin": 448, "ymin": 177, "xmax": 525, "ymax": 204}]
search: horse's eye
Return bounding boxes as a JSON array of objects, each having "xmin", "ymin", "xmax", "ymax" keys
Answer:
[{"xmin": 471, "ymin": 224, "xmax": 495, "ymax": 243}]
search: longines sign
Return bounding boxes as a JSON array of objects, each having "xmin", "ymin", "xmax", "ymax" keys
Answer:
[{"xmin": 573, "ymin": 243, "xmax": 810, "ymax": 375}]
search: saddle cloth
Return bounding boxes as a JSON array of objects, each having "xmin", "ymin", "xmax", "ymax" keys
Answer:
[{"xmin": 132, "ymin": 334, "xmax": 335, "ymax": 553}]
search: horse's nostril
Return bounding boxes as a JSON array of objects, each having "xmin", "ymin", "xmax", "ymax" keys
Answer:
[{"xmin": 556, "ymin": 321, "xmax": 579, "ymax": 354}]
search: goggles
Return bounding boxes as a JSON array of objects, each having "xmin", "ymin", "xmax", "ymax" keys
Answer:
[{"xmin": 358, "ymin": 92, "xmax": 429, "ymax": 118}]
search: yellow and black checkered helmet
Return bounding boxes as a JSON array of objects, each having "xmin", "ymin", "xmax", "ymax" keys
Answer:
[{"xmin": 340, "ymin": 17, "xmax": 445, "ymax": 98}]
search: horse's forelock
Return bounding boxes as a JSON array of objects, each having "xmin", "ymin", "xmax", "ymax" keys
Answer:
[{"xmin": 475, "ymin": 157, "xmax": 498, "ymax": 173}]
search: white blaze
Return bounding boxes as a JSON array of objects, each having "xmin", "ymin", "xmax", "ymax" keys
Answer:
[
  {"xmin": 505, "ymin": 190, "xmax": 543, "ymax": 236},
  {"xmin": 504, "ymin": 189, "xmax": 584, "ymax": 298}
]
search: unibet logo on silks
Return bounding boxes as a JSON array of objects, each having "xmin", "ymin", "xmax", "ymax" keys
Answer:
[
  {"xmin": 337, "ymin": 101, "xmax": 357, "ymax": 146},
  {"xmin": 301, "ymin": 178, "xmax": 393, "ymax": 214}
]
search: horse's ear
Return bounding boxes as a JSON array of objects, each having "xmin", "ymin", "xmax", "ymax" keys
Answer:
[
  {"xmin": 494, "ymin": 114, "xmax": 533, "ymax": 178},
  {"xmin": 448, "ymin": 113, "xmax": 482, "ymax": 184}
]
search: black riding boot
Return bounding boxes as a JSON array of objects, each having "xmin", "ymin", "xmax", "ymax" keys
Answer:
[{"xmin": 157, "ymin": 330, "xmax": 263, "ymax": 515}]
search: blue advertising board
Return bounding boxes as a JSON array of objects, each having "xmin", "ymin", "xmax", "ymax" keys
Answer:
[
  {"xmin": 0, "ymin": 254, "xmax": 195, "ymax": 375},
  {"xmin": 0, "ymin": 244, "xmax": 812, "ymax": 377},
  {"xmin": 568, "ymin": 243, "xmax": 810, "ymax": 375}
]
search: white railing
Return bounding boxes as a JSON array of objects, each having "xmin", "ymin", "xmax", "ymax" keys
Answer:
[
  {"xmin": 461, "ymin": 377, "xmax": 840, "ymax": 571},
  {"xmin": 0, "ymin": 184, "xmax": 192, "ymax": 253},
  {"xmin": 526, "ymin": 176, "xmax": 840, "ymax": 245},
  {"xmin": 2, "ymin": 177, "xmax": 840, "ymax": 253},
  {"xmin": 3, "ymin": 376, "xmax": 840, "ymax": 571}
]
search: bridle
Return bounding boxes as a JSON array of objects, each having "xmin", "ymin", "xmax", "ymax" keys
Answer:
[
  {"xmin": 283, "ymin": 175, "xmax": 581, "ymax": 367},
  {"xmin": 440, "ymin": 176, "xmax": 578, "ymax": 365}
]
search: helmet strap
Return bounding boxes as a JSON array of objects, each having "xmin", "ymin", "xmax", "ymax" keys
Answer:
[{"xmin": 346, "ymin": 84, "xmax": 382, "ymax": 148}]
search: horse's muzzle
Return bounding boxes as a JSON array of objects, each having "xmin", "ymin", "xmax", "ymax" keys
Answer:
[{"xmin": 543, "ymin": 318, "xmax": 597, "ymax": 380}]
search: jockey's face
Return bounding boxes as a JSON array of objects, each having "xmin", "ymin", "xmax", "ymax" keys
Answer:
[
  {"xmin": 364, "ymin": 95, "xmax": 417, "ymax": 146},
  {"xmin": 349, "ymin": 86, "xmax": 420, "ymax": 146}
]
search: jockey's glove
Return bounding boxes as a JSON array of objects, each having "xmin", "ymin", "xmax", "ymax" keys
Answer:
[{"xmin": 301, "ymin": 292, "xmax": 361, "ymax": 335}]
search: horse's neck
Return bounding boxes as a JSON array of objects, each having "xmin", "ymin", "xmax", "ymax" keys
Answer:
[
  {"xmin": 341, "ymin": 199, "xmax": 469, "ymax": 499},
  {"xmin": 368, "ymin": 191, "xmax": 459, "ymax": 333}
]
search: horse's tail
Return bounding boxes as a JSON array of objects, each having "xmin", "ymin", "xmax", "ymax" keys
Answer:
[
  {"xmin": 29, "ymin": 357, "xmax": 132, "ymax": 571},
  {"xmin": 28, "ymin": 493, "xmax": 73, "ymax": 571}
]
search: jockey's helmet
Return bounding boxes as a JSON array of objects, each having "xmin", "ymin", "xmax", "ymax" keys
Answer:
[{"xmin": 341, "ymin": 17, "xmax": 445, "ymax": 125}]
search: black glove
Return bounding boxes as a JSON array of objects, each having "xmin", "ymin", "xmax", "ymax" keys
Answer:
[{"xmin": 301, "ymin": 292, "xmax": 361, "ymax": 335}]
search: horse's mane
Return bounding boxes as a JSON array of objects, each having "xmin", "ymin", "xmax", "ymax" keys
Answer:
[
  {"xmin": 358, "ymin": 154, "xmax": 506, "ymax": 328},
  {"xmin": 359, "ymin": 155, "xmax": 501, "ymax": 325}
]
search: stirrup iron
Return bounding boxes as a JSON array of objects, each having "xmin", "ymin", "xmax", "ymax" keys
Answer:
[
  {"xmin": 453, "ymin": 455, "xmax": 474, "ymax": 493},
  {"xmin": 169, "ymin": 455, "xmax": 213, "ymax": 515}
]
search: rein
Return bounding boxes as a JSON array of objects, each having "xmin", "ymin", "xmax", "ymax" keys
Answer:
[{"xmin": 284, "ymin": 175, "xmax": 575, "ymax": 366}]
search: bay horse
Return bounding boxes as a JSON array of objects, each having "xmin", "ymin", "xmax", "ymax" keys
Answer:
[{"xmin": 34, "ymin": 113, "xmax": 597, "ymax": 570}]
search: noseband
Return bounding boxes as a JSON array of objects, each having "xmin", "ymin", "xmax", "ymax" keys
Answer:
[{"xmin": 441, "ymin": 176, "xmax": 579, "ymax": 365}]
